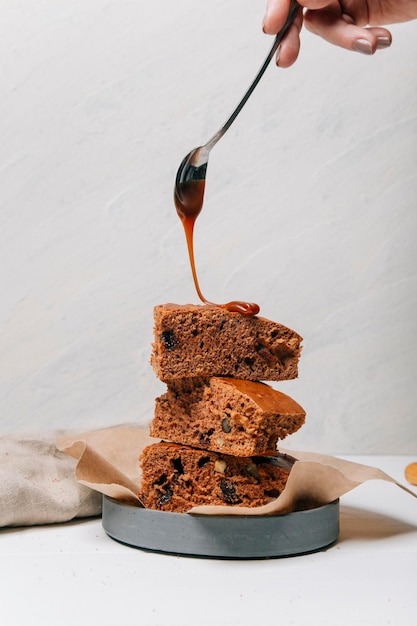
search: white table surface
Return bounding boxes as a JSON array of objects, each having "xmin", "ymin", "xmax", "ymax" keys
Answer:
[{"xmin": 1, "ymin": 455, "xmax": 416, "ymax": 626}]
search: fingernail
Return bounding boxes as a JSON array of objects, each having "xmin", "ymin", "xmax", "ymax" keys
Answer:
[
  {"xmin": 353, "ymin": 39, "xmax": 373, "ymax": 55},
  {"xmin": 376, "ymin": 36, "xmax": 391, "ymax": 49}
]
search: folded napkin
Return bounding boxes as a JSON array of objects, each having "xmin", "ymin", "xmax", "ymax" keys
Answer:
[{"xmin": 0, "ymin": 432, "xmax": 102, "ymax": 528}]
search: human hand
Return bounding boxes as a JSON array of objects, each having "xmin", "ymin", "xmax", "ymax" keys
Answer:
[{"xmin": 263, "ymin": 1, "xmax": 417, "ymax": 67}]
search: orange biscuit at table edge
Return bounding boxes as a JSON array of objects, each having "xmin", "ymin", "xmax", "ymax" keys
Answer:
[
  {"xmin": 150, "ymin": 377, "xmax": 306, "ymax": 457},
  {"xmin": 150, "ymin": 304, "xmax": 302, "ymax": 382}
]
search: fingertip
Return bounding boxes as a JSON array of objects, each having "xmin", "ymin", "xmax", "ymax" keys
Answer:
[
  {"xmin": 262, "ymin": 20, "xmax": 274, "ymax": 35},
  {"xmin": 262, "ymin": 0, "xmax": 293, "ymax": 35},
  {"xmin": 352, "ymin": 29, "xmax": 392, "ymax": 55},
  {"xmin": 280, "ymin": 20, "xmax": 301, "ymax": 66},
  {"xmin": 276, "ymin": 52, "xmax": 298, "ymax": 68},
  {"xmin": 262, "ymin": 11, "xmax": 277, "ymax": 35},
  {"xmin": 368, "ymin": 27, "xmax": 392, "ymax": 50},
  {"xmin": 276, "ymin": 38, "xmax": 300, "ymax": 68},
  {"xmin": 262, "ymin": 20, "xmax": 281, "ymax": 36}
]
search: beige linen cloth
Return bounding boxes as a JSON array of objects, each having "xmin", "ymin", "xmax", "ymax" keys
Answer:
[{"xmin": 0, "ymin": 432, "xmax": 102, "ymax": 528}]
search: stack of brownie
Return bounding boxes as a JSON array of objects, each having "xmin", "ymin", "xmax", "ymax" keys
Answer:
[{"xmin": 138, "ymin": 303, "xmax": 305, "ymax": 512}]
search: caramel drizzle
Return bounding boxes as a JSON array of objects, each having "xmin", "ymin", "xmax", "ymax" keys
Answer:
[{"xmin": 175, "ymin": 179, "xmax": 260, "ymax": 317}]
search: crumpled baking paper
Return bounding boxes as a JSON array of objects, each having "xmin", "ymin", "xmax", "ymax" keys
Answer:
[{"xmin": 57, "ymin": 425, "xmax": 417, "ymax": 515}]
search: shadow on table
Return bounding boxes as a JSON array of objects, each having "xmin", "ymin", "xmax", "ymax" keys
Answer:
[
  {"xmin": 0, "ymin": 515, "xmax": 101, "ymax": 535},
  {"xmin": 338, "ymin": 505, "xmax": 417, "ymax": 543}
]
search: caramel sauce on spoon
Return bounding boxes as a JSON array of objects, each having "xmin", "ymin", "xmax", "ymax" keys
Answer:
[{"xmin": 174, "ymin": 179, "xmax": 260, "ymax": 316}]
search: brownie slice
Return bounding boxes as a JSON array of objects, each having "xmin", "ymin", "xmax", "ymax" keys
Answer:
[
  {"xmin": 138, "ymin": 442, "xmax": 290, "ymax": 513},
  {"xmin": 150, "ymin": 377, "xmax": 306, "ymax": 456},
  {"xmin": 150, "ymin": 304, "xmax": 302, "ymax": 382}
]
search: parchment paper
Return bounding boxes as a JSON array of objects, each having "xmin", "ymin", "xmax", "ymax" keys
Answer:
[{"xmin": 57, "ymin": 425, "xmax": 417, "ymax": 515}]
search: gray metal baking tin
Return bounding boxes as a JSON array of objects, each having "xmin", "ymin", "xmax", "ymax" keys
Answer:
[{"xmin": 102, "ymin": 496, "xmax": 339, "ymax": 559}]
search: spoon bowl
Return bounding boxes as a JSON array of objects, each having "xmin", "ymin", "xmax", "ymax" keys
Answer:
[{"xmin": 174, "ymin": 0, "xmax": 300, "ymax": 214}]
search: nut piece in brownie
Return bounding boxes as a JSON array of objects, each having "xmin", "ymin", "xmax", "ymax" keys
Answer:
[
  {"xmin": 150, "ymin": 377, "xmax": 306, "ymax": 456},
  {"xmin": 138, "ymin": 442, "xmax": 290, "ymax": 513},
  {"xmin": 150, "ymin": 304, "xmax": 302, "ymax": 382}
]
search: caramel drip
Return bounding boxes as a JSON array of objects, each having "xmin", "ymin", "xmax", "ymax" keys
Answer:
[{"xmin": 174, "ymin": 179, "xmax": 260, "ymax": 317}]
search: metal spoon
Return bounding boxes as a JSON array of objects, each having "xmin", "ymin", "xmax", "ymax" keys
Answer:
[{"xmin": 174, "ymin": 0, "xmax": 299, "ymax": 207}]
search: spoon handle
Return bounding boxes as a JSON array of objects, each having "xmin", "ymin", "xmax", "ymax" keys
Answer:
[{"xmin": 205, "ymin": 0, "xmax": 300, "ymax": 152}]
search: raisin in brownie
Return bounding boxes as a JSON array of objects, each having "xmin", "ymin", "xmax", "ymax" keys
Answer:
[
  {"xmin": 150, "ymin": 304, "xmax": 302, "ymax": 382},
  {"xmin": 138, "ymin": 442, "xmax": 290, "ymax": 512},
  {"xmin": 150, "ymin": 377, "xmax": 306, "ymax": 456}
]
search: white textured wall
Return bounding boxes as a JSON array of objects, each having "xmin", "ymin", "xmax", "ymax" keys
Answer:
[{"xmin": 1, "ymin": 0, "xmax": 416, "ymax": 453}]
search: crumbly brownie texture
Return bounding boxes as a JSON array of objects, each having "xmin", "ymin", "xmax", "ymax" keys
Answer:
[
  {"xmin": 150, "ymin": 377, "xmax": 306, "ymax": 456},
  {"xmin": 150, "ymin": 304, "xmax": 302, "ymax": 382},
  {"xmin": 138, "ymin": 442, "xmax": 290, "ymax": 513}
]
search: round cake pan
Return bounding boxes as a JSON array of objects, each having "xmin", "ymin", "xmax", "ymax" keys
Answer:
[{"xmin": 102, "ymin": 496, "xmax": 339, "ymax": 559}]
